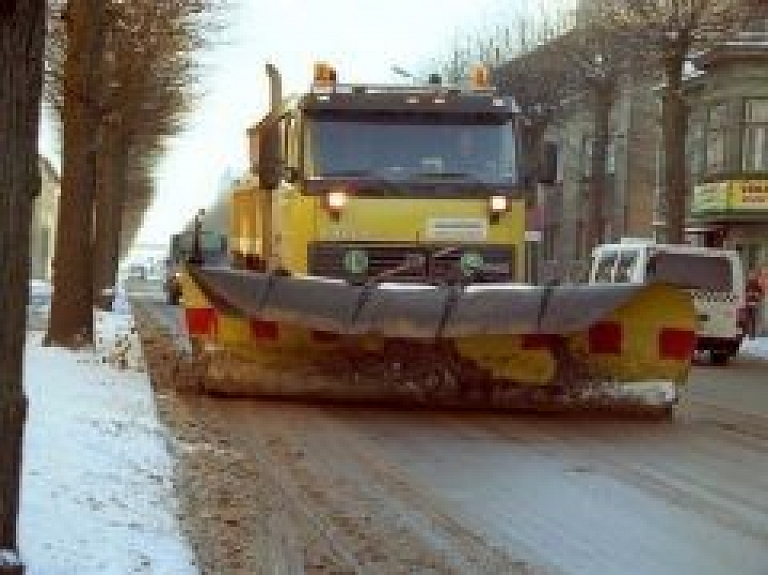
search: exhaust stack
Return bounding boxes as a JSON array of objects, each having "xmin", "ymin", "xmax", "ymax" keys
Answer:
[{"xmin": 266, "ymin": 63, "xmax": 282, "ymax": 113}]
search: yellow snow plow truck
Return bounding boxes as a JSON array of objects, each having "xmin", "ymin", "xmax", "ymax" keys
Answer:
[{"xmin": 177, "ymin": 62, "xmax": 697, "ymax": 412}]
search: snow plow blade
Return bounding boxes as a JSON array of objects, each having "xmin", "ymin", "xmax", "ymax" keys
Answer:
[{"xmin": 177, "ymin": 265, "xmax": 696, "ymax": 412}]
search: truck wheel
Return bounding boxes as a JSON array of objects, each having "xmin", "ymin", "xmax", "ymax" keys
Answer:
[{"xmin": 710, "ymin": 350, "xmax": 730, "ymax": 366}]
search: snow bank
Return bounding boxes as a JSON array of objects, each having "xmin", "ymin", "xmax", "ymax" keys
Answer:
[
  {"xmin": 19, "ymin": 310, "xmax": 197, "ymax": 574},
  {"xmin": 740, "ymin": 337, "xmax": 768, "ymax": 361}
]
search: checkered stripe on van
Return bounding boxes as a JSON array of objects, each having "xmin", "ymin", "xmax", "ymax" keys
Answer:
[{"xmin": 690, "ymin": 290, "xmax": 738, "ymax": 303}]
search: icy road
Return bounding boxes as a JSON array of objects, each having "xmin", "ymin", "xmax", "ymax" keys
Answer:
[{"xmin": 139, "ymin": 300, "xmax": 768, "ymax": 574}]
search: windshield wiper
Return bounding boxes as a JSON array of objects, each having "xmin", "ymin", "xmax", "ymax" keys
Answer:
[
  {"xmin": 320, "ymin": 169, "xmax": 373, "ymax": 177},
  {"xmin": 415, "ymin": 171, "xmax": 472, "ymax": 179}
]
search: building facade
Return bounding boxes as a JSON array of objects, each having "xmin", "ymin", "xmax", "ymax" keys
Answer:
[
  {"xmin": 685, "ymin": 40, "xmax": 768, "ymax": 276},
  {"xmin": 537, "ymin": 74, "xmax": 660, "ymax": 283},
  {"xmin": 540, "ymin": 34, "xmax": 768, "ymax": 292},
  {"xmin": 30, "ymin": 157, "xmax": 60, "ymax": 281}
]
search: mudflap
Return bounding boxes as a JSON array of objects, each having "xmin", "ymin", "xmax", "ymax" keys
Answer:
[{"xmin": 178, "ymin": 266, "xmax": 696, "ymax": 413}]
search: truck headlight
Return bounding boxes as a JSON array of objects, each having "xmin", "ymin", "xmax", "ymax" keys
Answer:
[
  {"xmin": 327, "ymin": 190, "xmax": 348, "ymax": 211},
  {"xmin": 490, "ymin": 195, "xmax": 508, "ymax": 213}
]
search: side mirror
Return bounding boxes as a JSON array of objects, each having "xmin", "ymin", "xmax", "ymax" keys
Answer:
[
  {"xmin": 258, "ymin": 120, "xmax": 281, "ymax": 190},
  {"xmin": 284, "ymin": 166, "xmax": 299, "ymax": 183}
]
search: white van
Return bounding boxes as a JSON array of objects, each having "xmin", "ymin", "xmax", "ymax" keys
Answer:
[{"xmin": 589, "ymin": 240, "xmax": 746, "ymax": 364}]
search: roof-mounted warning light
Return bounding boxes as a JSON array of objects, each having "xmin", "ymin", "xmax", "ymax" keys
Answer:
[
  {"xmin": 470, "ymin": 64, "xmax": 490, "ymax": 89},
  {"xmin": 314, "ymin": 61, "xmax": 337, "ymax": 86}
]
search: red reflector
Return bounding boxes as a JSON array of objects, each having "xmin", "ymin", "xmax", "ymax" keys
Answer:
[
  {"xmin": 250, "ymin": 319, "xmax": 279, "ymax": 340},
  {"xmin": 659, "ymin": 328, "xmax": 696, "ymax": 360},
  {"xmin": 311, "ymin": 330, "xmax": 341, "ymax": 343},
  {"xmin": 185, "ymin": 308, "xmax": 216, "ymax": 336},
  {"xmin": 521, "ymin": 333, "xmax": 563, "ymax": 350},
  {"xmin": 589, "ymin": 321, "xmax": 622, "ymax": 354}
]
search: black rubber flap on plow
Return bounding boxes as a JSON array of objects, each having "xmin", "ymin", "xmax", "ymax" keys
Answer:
[
  {"xmin": 538, "ymin": 283, "xmax": 646, "ymax": 334},
  {"xmin": 258, "ymin": 275, "xmax": 365, "ymax": 333},
  {"xmin": 351, "ymin": 284, "xmax": 452, "ymax": 339},
  {"xmin": 441, "ymin": 285, "xmax": 546, "ymax": 337},
  {"xmin": 188, "ymin": 265, "xmax": 365, "ymax": 333},
  {"xmin": 188, "ymin": 265, "xmax": 651, "ymax": 339},
  {"xmin": 187, "ymin": 265, "xmax": 272, "ymax": 317}
]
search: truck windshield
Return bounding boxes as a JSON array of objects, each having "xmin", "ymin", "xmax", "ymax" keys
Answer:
[{"xmin": 307, "ymin": 114, "xmax": 516, "ymax": 184}]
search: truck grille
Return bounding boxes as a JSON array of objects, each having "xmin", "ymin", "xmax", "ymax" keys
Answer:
[{"xmin": 308, "ymin": 242, "xmax": 515, "ymax": 283}]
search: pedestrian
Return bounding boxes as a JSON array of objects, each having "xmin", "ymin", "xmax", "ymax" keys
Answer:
[{"xmin": 745, "ymin": 269, "xmax": 764, "ymax": 339}]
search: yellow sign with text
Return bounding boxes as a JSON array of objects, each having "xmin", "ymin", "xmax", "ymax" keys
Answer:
[
  {"xmin": 692, "ymin": 180, "xmax": 768, "ymax": 214},
  {"xmin": 731, "ymin": 181, "xmax": 768, "ymax": 210}
]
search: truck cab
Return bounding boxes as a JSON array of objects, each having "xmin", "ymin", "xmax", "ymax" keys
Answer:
[{"xmin": 235, "ymin": 62, "xmax": 528, "ymax": 284}]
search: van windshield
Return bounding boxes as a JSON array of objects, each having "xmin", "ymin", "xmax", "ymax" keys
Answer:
[{"xmin": 647, "ymin": 253, "xmax": 732, "ymax": 292}]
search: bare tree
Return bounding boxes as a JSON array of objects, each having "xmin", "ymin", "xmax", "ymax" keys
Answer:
[
  {"xmin": 90, "ymin": 0, "xmax": 199, "ymax": 305},
  {"xmin": 608, "ymin": 0, "xmax": 757, "ymax": 243},
  {"xmin": 45, "ymin": 0, "xmax": 108, "ymax": 347},
  {"xmin": 558, "ymin": 0, "xmax": 651, "ymax": 250},
  {"xmin": 494, "ymin": 39, "xmax": 574, "ymax": 198},
  {"xmin": 45, "ymin": 0, "xmax": 222, "ymax": 341},
  {"xmin": 0, "ymin": 1, "xmax": 46, "ymax": 569}
]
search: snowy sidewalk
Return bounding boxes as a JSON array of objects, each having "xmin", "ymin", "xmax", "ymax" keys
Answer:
[{"xmin": 19, "ymin": 310, "xmax": 197, "ymax": 574}]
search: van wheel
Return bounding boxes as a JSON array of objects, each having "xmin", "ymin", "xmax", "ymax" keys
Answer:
[{"xmin": 710, "ymin": 350, "xmax": 730, "ymax": 366}]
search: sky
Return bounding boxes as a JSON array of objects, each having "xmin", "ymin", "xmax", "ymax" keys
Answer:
[{"xmin": 42, "ymin": 0, "xmax": 548, "ymax": 245}]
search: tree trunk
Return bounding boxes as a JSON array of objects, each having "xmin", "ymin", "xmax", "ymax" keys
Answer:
[
  {"xmin": 107, "ymin": 167, "xmax": 127, "ymax": 287},
  {"xmin": 46, "ymin": 0, "xmax": 107, "ymax": 346},
  {"xmin": 93, "ymin": 135, "xmax": 126, "ymax": 310},
  {"xmin": 0, "ymin": 0, "xmax": 46, "ymax": 565},
  {"xmin": 92, "ymin": 129, "xmax": 111, "ymax": 310},
  {"xmin": 587, "ymin": 81, "xmax": 615, "ymax": 252},
  {"xmin": 661, "ymin": 36, "xmax": 689, "ymax": 245}
]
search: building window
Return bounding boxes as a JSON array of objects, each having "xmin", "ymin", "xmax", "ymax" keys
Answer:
[
  {"xmin": 687, "ymin": 121, "xmax": 705, "ymax": 178},
  {"xmin": 582, "ymin": 136, "xmax": 616, "ymax": 179},
  {"xmin": 614, "ymin": 250, "xmax": 639, "ymax": 283},
  {"xmin": 706, "ymin": 103, "xmax": 727, "ymax": 175},
  {"xmin": 743, "ymin": 99, "xmax": 768, "ymax": 172},
  {"xmin": 594, "ymin": 250, "xmax": 618, "ymax": 282}
]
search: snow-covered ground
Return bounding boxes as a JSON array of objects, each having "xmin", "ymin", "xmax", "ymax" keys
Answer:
[
  {"xmin": 740, "ymin": 337, "xmax": 768, "ymax": 360},
  {"xmin": 19, "ymin": 306, "xmax": 197, "ymax": 574}
]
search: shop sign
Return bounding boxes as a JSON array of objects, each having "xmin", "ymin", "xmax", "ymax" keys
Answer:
[
  {"xmin": 691, "ymin": 181, "xmax": 729, "ymax": 213},
  {"xmin": 691, "ymin": 180, "xmax": 768, "ymax": 214},
  {"xmin": 731, "ymin": 181, "xmax": 768, "ymax": 211}
]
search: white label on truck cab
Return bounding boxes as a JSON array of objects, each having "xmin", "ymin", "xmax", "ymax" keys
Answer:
[{"xmin": 427, "ymin": 218, "xmax": 488, "ymax": 241}]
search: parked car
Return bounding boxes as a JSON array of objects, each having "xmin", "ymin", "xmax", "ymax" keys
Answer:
[{"xmin": 589, "ymin": 239, "xmax": 746, "ymax": 365}]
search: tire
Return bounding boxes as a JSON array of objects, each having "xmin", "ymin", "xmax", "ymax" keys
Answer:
[{"xmin": 710, "ymin": 350, "xmax": 730, "ymax": 366}]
